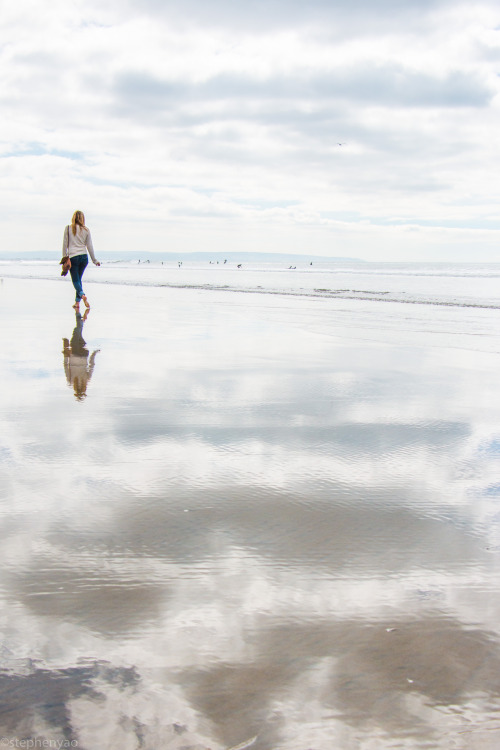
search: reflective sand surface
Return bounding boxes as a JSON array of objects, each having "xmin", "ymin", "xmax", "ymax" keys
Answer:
[{"xmin": 1, "ymin": 277, "xmax": 500, "ymax": 749}]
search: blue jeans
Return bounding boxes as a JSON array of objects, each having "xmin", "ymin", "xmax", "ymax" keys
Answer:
[{"xmin": 69, "ymin": 254, "xmax": 88, "ymax": 302}]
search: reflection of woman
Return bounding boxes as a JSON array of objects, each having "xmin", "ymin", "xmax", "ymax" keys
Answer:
[
  {"xmin": 62, "ymin": 210, "xmax": 100, "ymax": 311},
  {"xmin": 62, "ymin": 311, "xmax": 100, "ymax": 401}
]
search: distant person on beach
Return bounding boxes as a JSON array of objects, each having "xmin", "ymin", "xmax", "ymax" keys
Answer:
[
  {"xmin": 62, "ymin": 211, "xmax": 100, "ymax": 311},
  {"xmin": 62, "ymin": 310, "xmax": 99, "ymax": 401}
]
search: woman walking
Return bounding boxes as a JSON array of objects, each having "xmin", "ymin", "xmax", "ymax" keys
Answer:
[{"xmin": 62, "ymin": 211, "xmax": 100, "ymax": 311}]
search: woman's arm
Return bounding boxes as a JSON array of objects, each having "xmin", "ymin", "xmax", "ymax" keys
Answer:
[
  {"xmin": 62, "ymin": 225, "xmax": 70, "ymax": 256},
  {"xmin": 85, "ymin": 230, "xmax": 100, "ymax": 265}
]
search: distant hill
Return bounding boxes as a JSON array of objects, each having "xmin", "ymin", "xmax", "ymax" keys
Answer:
[{"xmin": 0, "ymin": 250, "xmax": 363, "ymax": 264}]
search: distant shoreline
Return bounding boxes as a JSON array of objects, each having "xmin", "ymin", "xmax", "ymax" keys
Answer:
[{"xmin": 0, "ymin": 250, "xmax": 363, "ymax": 264}]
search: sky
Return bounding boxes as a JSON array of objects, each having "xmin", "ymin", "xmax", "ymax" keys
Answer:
[{"xmin": 1, "ymin": 0, "xmax": 500, "ymax": 261}]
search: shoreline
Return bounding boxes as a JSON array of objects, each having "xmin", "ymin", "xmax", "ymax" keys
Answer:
[{"xmin": 2, "ymin": 263, "xmax": 500, "ymax": 311}]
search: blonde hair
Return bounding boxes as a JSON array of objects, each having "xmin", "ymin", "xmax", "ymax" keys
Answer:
[
  {"xmin": 71, "ymin": 211, "xmax": 87, "ymax": 236},
  {"xmin": 73, "ymin": 378, "xmax": 87, "ymax": 401}
]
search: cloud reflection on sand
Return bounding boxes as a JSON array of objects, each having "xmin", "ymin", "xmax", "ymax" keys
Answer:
[{"xmin": 1, "ymin": 279, "xmax": 500, "ymax": 748}]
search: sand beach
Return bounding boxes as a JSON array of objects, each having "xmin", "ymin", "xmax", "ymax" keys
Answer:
[{"xmin": 1, "ymin": 269, "xmax": 500, "ymax": 749}]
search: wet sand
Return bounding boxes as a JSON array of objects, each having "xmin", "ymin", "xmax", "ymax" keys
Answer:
[{"xmin": 1, "ymin": 276, "xmax": 500, "ymax": 749}]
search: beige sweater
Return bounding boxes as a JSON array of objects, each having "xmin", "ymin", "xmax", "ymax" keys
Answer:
[{"xmin": 63, "ymin": 225, "xmax": 98, "ymax": 264}]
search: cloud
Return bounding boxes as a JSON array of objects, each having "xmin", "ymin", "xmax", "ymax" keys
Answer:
[
  {"xmin": 120, "ymin": 0, "xmax": 456, "ymax": 34},
  {"xmin": 111, "ymin": 65, "xmax": 492, "ymax": 117},
  {"xmin": 0, "ymin": 0, "xmax": 499, "ymax": 258}
]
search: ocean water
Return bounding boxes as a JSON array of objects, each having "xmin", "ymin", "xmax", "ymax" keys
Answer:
[
  {"xmin": 2, "ymin": 258, "xmax": 500, "ymax": 309},
  {"xmin": 1, "ymin": 263, "xmax": 500, "ymax": 749}
]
